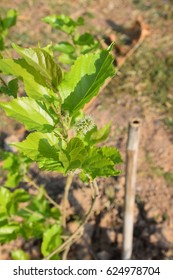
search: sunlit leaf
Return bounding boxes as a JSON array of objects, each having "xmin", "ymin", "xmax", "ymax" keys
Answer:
[
  {"xmin": 53, "ymin": 42, "xmax": 75, "ymax": 54},
  {"xmin": 14, "ymin": 132, "xmax": 64, "ymax": 172},
  {"xmin": 11, "ymin": 249, "xmax": 29, "ymax": 260},
  {"xmin": 12, "ymin": 44, "xmax": 62, "ymax": 89},
  {"xmin": 2, "ymin": 9, "xmax": 17, "ymax": 29},
  {"xmin": 43, "ymin": 15, "xmax": 77, "ymax": 34},
  {"xmin": 0, "ymin": 97, "xmax": 55, "ymax": 132},
  {"xmin": 60, "ymin": 49, "xmax": 115, "ymax": 115},
  {"xmin": 0, "ymin": 58, "xmax": 57, "ymax": 101},
  {"xmin": 41, "ymin": 224, "xmax": 62, "ymax": 258}
]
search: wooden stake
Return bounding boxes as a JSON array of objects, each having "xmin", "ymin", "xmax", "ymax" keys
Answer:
[{"xmin": 122, "ymin": 119, "xmax": 141, "ymax": 260}]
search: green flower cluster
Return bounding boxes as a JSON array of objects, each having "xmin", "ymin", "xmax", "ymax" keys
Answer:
[{"xmin": 75, "ymin": 115, "xmax": 95, "ymax": 135}]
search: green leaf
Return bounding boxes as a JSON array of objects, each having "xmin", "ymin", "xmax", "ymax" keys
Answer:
[
  {"xmin": 41, "ymin": 224, "xmax": 62, "ymax": 258},
  {"xmin": 12, "ymin": 44, "xmax": 62, "ymax": 89},
  {"xmin": 43, "ymin": 14, "xmax": 77, "ymax": 34},
  {"xmin": 20, "ymin": 219, "xmax": 45, "ymax": 240},
  {"xmin": 2, "ymin": 151, "xmax": 18, "ymax": 169},
  {"xmin": 80, "ymin": 42, "xmax": 100, "ymax": 55},
  {"xmin": 2, "ymin": 9, "xmax": 17, "ymax": 29},
  {"xmin": 0, "ymin": 187, "xmax": 18, "ymax": 215},
  {"xmin": 58, "ymin": 53, "xmax": 76, "ymax": 65},
  {"xmin": 100, "ymin": 146, "xmax": 122, "ymax": 164},
  {"xmin": 82, "ymin": 147, "xmax": 121, "ymax": 178},
  {"xmin": 0, "ymin": 97, "xmax": 55, "ymax": 132},
  {"xmin": 28, "ymin": 187, "xmax": 50, "ymax": 216},
  {"xmin": 0, "ymin": 224, "xmax": 19, "ymax": 242},
  {"xmin": 13, "ymin": 132, "xmax": 64, "ymax": 172},
  {"xmin": 82, "ymin": 148, "xmax": 113, "ymax": 169},
  {"xmin": 84, "ymin": 123, "xmax": 111, "ymax": 144},
  {"xmin": 0, "ymin": 35, "xmax": 5, "ymax": 50},
  {"xmin": 73, "ymin": 33, "xmax": 100, "ymax": 55},
  {"xmin": 60, "ymin": 49, "xmax": 115, "ymax": 115},
  {"xmin": 1, "ymin": 151, "xmax": 30, "ymax": 188},
  {"xmin": 0, "ymin": 78, "xmax": 18, "ymax": 97},
  {"xmin": 11, "ymin": 250, "xmax": 29, "ymax": 260},
  {"xmin": 5, "ymin": 172, "xmax": 21, "ymax": 188},
  {"xmin": 11, "ymin": 189, "xmax": 30, "ymax": 203},
  {"xmin": 0, "ymin": 225, "xmax": 19, "ymax": 235},
  {"xmin": 59, "ymin": 137, "xmax": 87, "ymax": 171},
  {"xmin": 0, "ymin": 214, "xmax": 8, "ymax": 227},
  {"xmin": 0, "ymin": 58, "xmax": 58, "ymax": 101},
  {"xmin": 76, "ymin": 16, "xmax": 85, "ymax": 26},
  {"xmin": 53, "ymin": 42, "xmax": 75, "ymax": 54},
  {"xmin": 73, "ymin": 33, "xmax": 96, "ymax": 46},
  {"xmin": 0, "ymin": 187, "xmax": 11, "ymax": 213},
  {"xmin": 50, "ymin": 207, "xmax": 61, "ymax": 220},
  {"xmin": 67, "ymin": 137, "xmax": 87, "ymax": 169}
]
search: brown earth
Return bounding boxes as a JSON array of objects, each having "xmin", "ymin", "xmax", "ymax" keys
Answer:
[{"xmin": 0, "ymin": 0, "xmax": 173, "ymax": 260}]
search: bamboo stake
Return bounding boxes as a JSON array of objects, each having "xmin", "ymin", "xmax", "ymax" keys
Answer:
[{"xmin": 122, "ymin": 119, "xmax": 141, "ymax": 260}]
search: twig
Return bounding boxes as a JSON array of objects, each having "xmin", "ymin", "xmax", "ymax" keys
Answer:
[
  {"xmin": 43, "ymin": 179, "xmax": 99, "ymax": 260},
  {"xmin": 62, "ymin": 244, "xmax": 71, "ymax": 260},
  {"xmin": 25, "ymin": 175, "xmax": 62, "ymax": 211},
  {"xmin": 22, "ymin": 206, "xmax": 43, "ymax": 218},
  {"xmin": 62, "ymin": 172, "xmax": 74, "ymax": 228}
]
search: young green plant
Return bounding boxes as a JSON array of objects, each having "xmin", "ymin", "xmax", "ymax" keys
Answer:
[{"xmin": 0, "ymin": 43, "xmax": 122, "ymax": 259}]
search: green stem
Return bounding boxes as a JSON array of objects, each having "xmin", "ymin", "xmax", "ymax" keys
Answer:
[
  {"xmin": 52, "ymin": 102, "xmax": 68, "ymax": 139},
  {"xmin": 22, "ymin": 206, "xmax": 43, "ymax": 218},
  {"xmin": 43, "ymin": 179, "xmax": 99, "ymax": 260},
  {"xmin": 62, "ymin": 172, "xmax": 74, "ymax": 228}
]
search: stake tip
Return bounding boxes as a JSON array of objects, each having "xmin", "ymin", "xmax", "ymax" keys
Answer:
[{"xmin": 130, "ymin": 118, "xmax": 141, "ymax": 127}]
